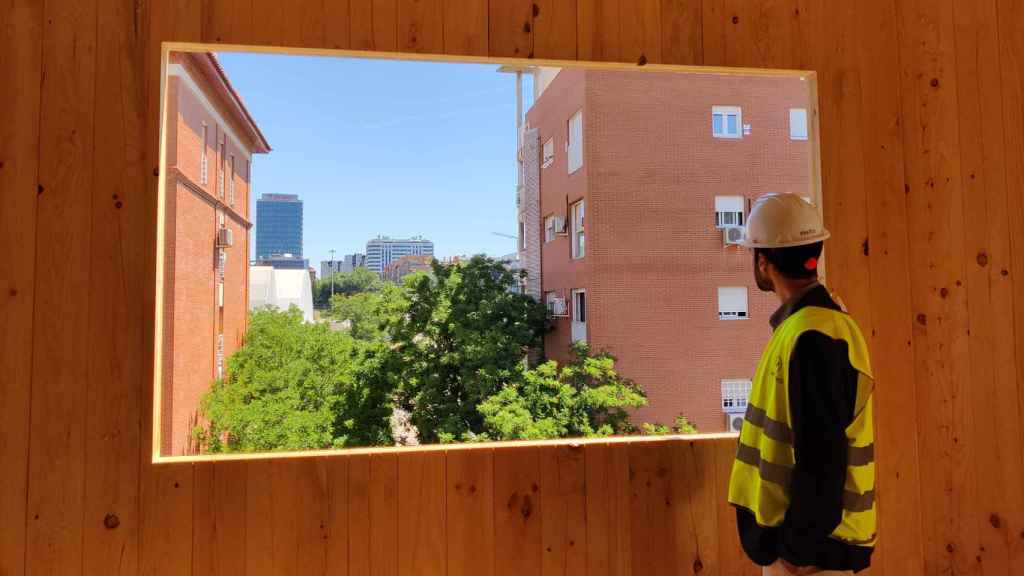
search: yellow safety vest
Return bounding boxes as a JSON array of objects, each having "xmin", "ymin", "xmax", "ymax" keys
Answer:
[{"xmin": 727, "ymin": 305, "xmax": 877, "ymax": 547}]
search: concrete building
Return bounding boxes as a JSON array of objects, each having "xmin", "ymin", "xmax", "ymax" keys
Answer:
[
  {"xmin": 383, "ymin": 254, "xmax": 434, "ymax": 283},
  {"xmin": 520, "ymin": 68, "xmax": 812, "ymax": 432},
  {"xmin": 321, "ymin": 253, "xmax": 367, "ymax": 277},
  {"xmin": 161, "ymin": 51, "xmax": 270, "ymax": 456},
  {"xmin": 253, "ymin": 254, "xmax": 308, "ymax": 270},
  {"xmin": 249, "ymin": 265, "xmax": 315, "ymax": 324},
  {"xmin": 365, "ymin": 236, "xmax": 434, "ymax": 276},
  {"xmin": 255, "ymin": 193, "xmax": 303, "ymax": 259}
]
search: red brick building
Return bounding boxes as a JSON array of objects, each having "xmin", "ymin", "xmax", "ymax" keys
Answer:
[
  {"xmin": 522, "ymin": 68, "xmax": 812, "ymax": 432},
  {"xmin": 161, "ymin": 52, "xmax": 270, "ymax": 455},
  {"xmin": 383, "ymin": 254, "xmax": 434, "ymax": 283}
]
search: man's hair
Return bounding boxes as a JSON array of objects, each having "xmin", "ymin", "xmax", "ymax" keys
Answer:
[{"xmin": 755, "ymin": 241, "xmax": 824, "ymax": 280}]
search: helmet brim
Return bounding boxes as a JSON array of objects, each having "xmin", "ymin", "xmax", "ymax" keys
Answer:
[{"xmin": 739, "ymin": 229, "xmax": 831, "ymax": 249}]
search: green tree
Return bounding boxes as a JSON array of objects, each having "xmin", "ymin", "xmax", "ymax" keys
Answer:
[
  {"xmin": 314, "ymin": 267, "xmax": 382, "ymax": 308},
  {"xmin": 388, "ymin": 256, "xmax": 548, "ymax": 443},
  {"xmin": 477, "ymin": 342, "xmax": 648, "ymax": 440},
  {"xmin": 195, "ymin": 307, "xmax": 394, "ymax": 452}
]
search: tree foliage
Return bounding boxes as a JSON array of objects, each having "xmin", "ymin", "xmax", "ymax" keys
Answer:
[
  {"xmin": 314, "ymin": 267, "xmax": 382, "ymax": 308},
  {"xmin": 477, "ymin": 342, "xmax": 647, "ymax": 440},
  {"xmin": 388, "ymin": 256, "xmax": 548, "ymax": 443},
  {"xmin": 324, "ymin": 282, "xmax": 406, "ymax": 342},
  {"xmin": 195, "ymin": 307, "xmax": 394, "ymax": 452}
]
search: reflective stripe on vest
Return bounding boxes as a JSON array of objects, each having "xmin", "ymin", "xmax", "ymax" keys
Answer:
[{"xmin": 727, "ymin": 305, "xmax": 877, "ymax": 548}]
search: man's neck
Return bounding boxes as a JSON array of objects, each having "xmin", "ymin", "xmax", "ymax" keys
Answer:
[{"xmin": 774, "ymin": 277, "xmax": 818, "ymax": 304}]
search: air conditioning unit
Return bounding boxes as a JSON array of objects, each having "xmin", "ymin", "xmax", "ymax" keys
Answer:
[
  {"xmin": 725, "ymin": 412, "xmax": 745, "ymax": 433},
  {"xmin": 548, "ymin": 297, "xmax": 568, "ymax": 317},
  {"xmin": 216, "ymin": 226, "xmax": 234, "ymax": 247},
  {"xmin": 723, "ymin": 226, "xmax": 745, "ymax": 246},
  {"xmin": 554, "ymin": 216, "xmax": 568, "ymax": 235}
]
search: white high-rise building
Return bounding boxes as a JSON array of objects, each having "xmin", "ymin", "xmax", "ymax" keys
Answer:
[{"xmin": 365, "ymin": 236, "xmax": 434, "ymax": 275}]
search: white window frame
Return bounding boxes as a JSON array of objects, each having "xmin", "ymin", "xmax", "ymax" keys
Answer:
[
  {"xmin": 571, "ymin": 200, "xmax": 585, "ymax": 259},
  {"xmin": 789, "ymin": 108, "xmax": 809, "ymax": 140},
  {"xmin": 721, "ymin": 379, "xmax": 752, "ymax": 412},
  {"xmin": 217, "ymin": 140, "xmax": 226, "ymax": 198},
  {"xmin": 216, "ymin": 333, "xmax": 225, "ymax": 379},
  {"xmin": 718, "ymin": 286, "xmax": 748, "ymax": 320},
  {"xmin": 542, "ymin": 137, "xmax": 555, "ymax": 168},
  {"xmin": 200, "ymin": 124, "xmax": 209, "ymax": 185},
  {"xmin": 571, "ymin": 289, "xmax": 587, "ymax": 343},
  {"xmin": 567, "ymin": 109, "xmax": 583, "ymax": 174},
  {"xmin": 715, "ymin": 196, "xmax": 746, "ymax": 229},
  {"xmin": 712, "ymin": 106, "xmax": 742, "ymax": 139},
  {"xmin": 518, "ymin": 219, "xmax": 525, "ymax": 252},
  {"xmin": 228, "ymin": 154, "xmax": 236, "ymax": 205}
]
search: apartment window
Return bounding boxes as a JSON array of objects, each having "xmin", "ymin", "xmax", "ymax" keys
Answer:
[
  {"xmin": 544, "ymin": 215, "xmax": 557, "ymax": 243},
  {"xmin": 200, "ymin": 124, "xmax": 209, "ymax": 184},
  {"xmin": 571, "ymin": 200, "xmax": 585, "ymax": 259},
  {"xmin": 545, "ymin": 291, "xmax": 567, "ymax": 317},
  {"xmin": 518, "ymin": 219, "xmax": 525, "ymax": 252},
  {"xmin": 571, "ymin": 289, "xmax": 587, "ymax": 343},
  {"xmin": 217, "ymin": 282, "xmax": 224, "ymax": 309},
  {"xmin": 790, "ymin": 108, "xmax": 809, "ymax": 140},
  {"xmin": 715, "ymin": 196, "xmax": 746, "ymax": 228},
  {"xmin": 712, "ymin": 106, "xmax": 742, "ymax": 139},
  {"xmin": 216, "ymin": 333, "xmax": 225, "ymax": 379},
  {"xmin": 718, "ymin": 286, "xmax": 748, "ymax": 320},
  {"xmin": 217, "ymin": 249, "xmax": 227, "ymax": 281},
  {"xmin": 217, "ymin": 141, "xmax": 226, "ymax": 198},
  {"xmin": 567, "ymin": 109, "xmax": 583, "ymax": 173},
  {"xmin": 721, "ymin": 379, "xmax": 752, "ymax": 411},
  {"xmin": 543, "ymin": 138, "xmax": 555, "ymax": 168},
  {"xmin": 228, "ymin": 155, "xmax": 236, "ymax": 205}
]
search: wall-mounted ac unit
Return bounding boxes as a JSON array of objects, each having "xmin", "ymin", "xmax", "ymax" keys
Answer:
[
  {"xmin": 554, "ymin": 216, "xmax": 568, "ymax": 235},
  {"xmin": 723, "ymin": 226, "xmax": 745, "ymax": 246},
  {"xmin": 548, "ymin": 297, "xmax": 568, "ymax": 317},
  {"xmin": 216, "ymin": 226, "xmax": 234, "ymax": 248},
  {"xmin": 725, "ymin": 412, "xmax": 745, "ymax": 433}
]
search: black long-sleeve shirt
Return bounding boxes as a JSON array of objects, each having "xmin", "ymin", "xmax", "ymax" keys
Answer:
[{"xmin": 736, "ymin": 284, "xmax": 873, "ymax": 572}]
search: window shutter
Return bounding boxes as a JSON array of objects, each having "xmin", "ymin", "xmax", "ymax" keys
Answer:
[
  {"xmin": 790, "ymin": 108, "xmax": 809, "ymax": 140},
  {"xmin": 718, "ymin": 286, "xmax": 748, "ymax": 318}
]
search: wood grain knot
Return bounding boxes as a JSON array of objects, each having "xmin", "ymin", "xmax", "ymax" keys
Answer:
[
  {"xmin": 930, "ymin": 77, "xmax": 940, "ymax": 88},
  {"xmin": 103, "ymin": 513, "xmax": 120, "ymax": 530},
  {"xmin": 693, "ymin": 558, "xmax": 704, "ymax": 573},
  {"xmin": 520, "ymin": 494, "xmax": 533, "ymax": 519},
  {"xmin": 989, "ymin": 514, "xmax": 1001, "ymax": 529},
  {"xmin": 939, "ymin": 287, "xmax": 948, "ymax": 299},
  {"xmin": 916, "ymin": 313, "xmax": 927, "ymax": 326},
  {"xmin": 731, "ymin": 15, "xmax": 739, "ymax": 24},
  {"xmin": 977, "ymin": 252, "xmax": 988, "ymax": 267}
]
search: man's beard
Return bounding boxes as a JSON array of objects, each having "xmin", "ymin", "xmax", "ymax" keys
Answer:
[{"xmin": 754, "ymin": 252, "xmax": 774, "ymax": 292}]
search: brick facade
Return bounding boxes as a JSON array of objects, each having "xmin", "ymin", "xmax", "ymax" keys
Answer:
[
  {"xmin": 527, "ymin": 69, "xmax": 811, "ymax": 432},
  {"xmin": 160, "ymin": 52, "xmax": 269, "ymax": 455}
]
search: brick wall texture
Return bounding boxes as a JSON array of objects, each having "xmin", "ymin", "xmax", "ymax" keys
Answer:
[
  {"xmin": 527, "ymin": 68, "xmax": 811, "ymax": 431},
  {"xmin": 161, "ymin": 53, "xmax": 257, "ymax": 455}
]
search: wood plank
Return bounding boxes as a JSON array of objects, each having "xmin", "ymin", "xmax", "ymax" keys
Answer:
[
  {"xmin": 139, "ymin": 465, "xmax": 194, "ymax": 575},
  {"xmin": 717, "ymin": 0, "xmax": 800, "ymax": 68},
  {"xmin": 23, "ymin": 0, "xmax": 98, "ymax": 572},
  {"xmin": 628, "ymin": 442, "xmax": 676, "ymax": 576},
  {"xmin": 619, "ymin": 0, "xmax": 661, "ymax": 64},
  {"xmin": 201, "ymin": 0, "xmax": 253, "ymax": 45},
  {"xmin": 539, "ymin": 445, "xmax": 587, "ymax": 576},
  {"xmin": 533, "ymin": 0, "xmax": 577, "ymax": 61},
  {"xmin": 398, "ymin": 0, "xmax": 444, "ymax": 54},
  {"xmin": 82, "ymin": 0, "xmax": 148, "ymax": 571},
  {"xmin": 245, "ymin": 461, "xmax": 275, "ymax": 571},
  {"xmin": 660, "ymin": 0, "xmax": 702, "ymax": 65},
  {"xmin": 373, "ymin": 0, "xmax": 400, "ymax": 52},
  {"xmin": 326, "ymin": 457, "xmax": 350, "ymax": 576},
  {"xmin": 671, "ymin": 439, "xmax": 719, "ymax": 576},
  {"xmin": 251, "ymin": 0, "xmax": 287, "ymax": 46},
  {"xmin": 713, "ymin": 439, "xmax": 758, "ymax": 576},
  {"xmin": 854, "ymin": 1, "xmax": 924, "ymax": 575},
  {"xmin": 698, "ymin": 0, "xmax": 726, "ymax": 66},
  {"xmin": 396, "ymin": 452, "xmax": 446, "ymax": 575},
  {"xmin": 584, "ymin": 442, "xmax": 631, "ymax": 576},
  {"xmin": 895, "ymin": 1, "xmax": 979, "ymax": 574},
  {"xmin": 493, "ymin": 446, "xmax": 543, "ymax": 576},
  {"xmin": 443, "ymin": 0, "xmax": 489, "ymax": 56},
  {"xmin": 446, "ymin": 448, "xmax": 495, "ymax": 576},
  {"xmin": 952, "ymin": 1, "xmax": 1024, "ymax": 573},
  {"xmin": 193, "ymin": 461, "xmax": 247, "ymax": 575},
  {"xmin": 370, "ymin": 453, "xmax": 398, "ymax": 576},
  {"xmin": 488, "ymin": 0, "xmax": 532, "ymax": 58},
  {"xmin": 324, "ymin": 0, "xmax": 353, "ymax": 50},
  {"xmin": 348, "ymin": 455, "xmax": 371, "ymax": 576},
  {"xmin": 270, "ymin": 459, "xmax": 330, "ymax": 575},
  {"xmin": 997, "ymin": 2, "xmax": 1024, "ymax": 568},
  {"xmin": 351, "ymin": 0, "xmax": 375, "ymax": 50},
  {"xmin": 0, "ymin": 0, "xmax": 42, "ymax": 573},
  {"xmin": 577, "ymin": 0, "xmax": 620, "ymax": 62}
]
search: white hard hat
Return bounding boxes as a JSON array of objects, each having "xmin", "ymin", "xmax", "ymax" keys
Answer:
[{"xmin": 740, "ymin": 193, "xmax": 830, "ymax": 248}]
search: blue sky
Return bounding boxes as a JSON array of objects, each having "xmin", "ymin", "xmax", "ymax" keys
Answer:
[{"xmin": 216, "ymin": 51, "xmax": 533, "ymax": 265}]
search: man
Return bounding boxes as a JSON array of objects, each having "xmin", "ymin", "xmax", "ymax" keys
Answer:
[{"xmin": 728, "ymin": 193, "xmax": 876, "ymax": 575}]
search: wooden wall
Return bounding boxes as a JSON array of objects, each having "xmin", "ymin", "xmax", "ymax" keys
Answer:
[{"xmin": 2, "ymin": 0, "xmax": 1024, "ymax": 574}]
